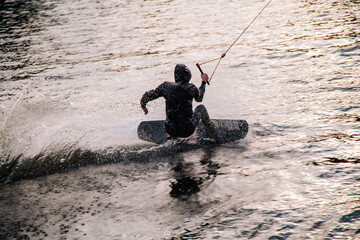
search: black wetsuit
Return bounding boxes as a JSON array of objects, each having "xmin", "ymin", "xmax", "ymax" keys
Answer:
[
  {"xmin": 141, "ymin": 64, "xmax": 216, "ymax": 138},
  {"xmin": 141, "ymin": 80, "xmax": 207, "ymax": 137}
]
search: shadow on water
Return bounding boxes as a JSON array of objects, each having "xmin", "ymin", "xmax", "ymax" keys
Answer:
[{"xmin": 169, "ymin": 146, "xmax": 219, "ymax": 199}]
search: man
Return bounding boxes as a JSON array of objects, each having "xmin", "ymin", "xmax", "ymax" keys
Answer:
[{"xmin": 140, "ymin": 64, "xmax": 216, "ymax": 139}]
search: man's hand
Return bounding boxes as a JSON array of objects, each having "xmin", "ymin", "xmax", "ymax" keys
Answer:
[
  {"xmin": 201, "ymin": 73, "xmax": 209, "ymax": 83},
  {"xmin": 141, "ymin": 106, "xmax": 148, "ymax": 115}
]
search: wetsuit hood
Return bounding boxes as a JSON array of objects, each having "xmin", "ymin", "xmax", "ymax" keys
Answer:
[{"xmin": 174, "ymin": 64, "xmax": 192, "ymax": 83}]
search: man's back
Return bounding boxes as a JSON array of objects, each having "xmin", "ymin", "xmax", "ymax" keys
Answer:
[
  {"xmin": 140, "ymin": 64, "xmax": 209, "ymax": 138},
  {"xmin": 160, "ymin": 81, "xmax": 199, "ymax": 123}
]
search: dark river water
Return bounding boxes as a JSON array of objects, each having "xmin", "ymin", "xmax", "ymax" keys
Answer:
[{"xmin": 0, "ymin": 0, "xmax": 359, "ymax": 239}]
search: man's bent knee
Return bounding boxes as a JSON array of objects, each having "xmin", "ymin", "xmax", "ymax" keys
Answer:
[{"xmin": 195, "ymin": 104, "xmax": 206, "ymax": 113}]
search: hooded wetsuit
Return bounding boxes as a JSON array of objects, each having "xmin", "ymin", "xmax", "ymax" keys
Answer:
[{"xmin": 140, "ymin": 64, "xmax": 207, "ymax": 138}]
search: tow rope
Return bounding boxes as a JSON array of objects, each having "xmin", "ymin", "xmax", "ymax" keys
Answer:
[{"xmin": 196, "ymin": 0, "xmax": 273, "ymax": 84}]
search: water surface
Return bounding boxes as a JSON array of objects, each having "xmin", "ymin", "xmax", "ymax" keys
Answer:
[{"xmin": 0, "ymin": 0, "xmax": 359, "ymax": 239}]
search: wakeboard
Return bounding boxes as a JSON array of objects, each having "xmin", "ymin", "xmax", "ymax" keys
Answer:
[{"xmin": 137, "ymin": 119, "xmax": 248, "ymax": 145}]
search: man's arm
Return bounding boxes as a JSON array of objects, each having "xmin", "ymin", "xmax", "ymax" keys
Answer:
[
  {"xmin": 140, "ymin": 83, "xmax": 165, "ymax": 115},
  {"xmin": 194, "ymin": 73, "xmax": 209, "ymax": 102}
]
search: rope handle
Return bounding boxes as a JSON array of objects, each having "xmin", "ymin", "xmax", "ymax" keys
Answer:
[{"xmin": 196, "ymin": 63, "xmax": 210, "ymax": 85}]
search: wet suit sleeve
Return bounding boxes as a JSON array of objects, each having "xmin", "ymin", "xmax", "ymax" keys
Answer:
[
  {"xmin": 193, "ymin": 82, "xmax": 206, "ymax": 102},
  {"xmin": 140, "ymin": 82, "xmax": 165, "ymax": 108}
]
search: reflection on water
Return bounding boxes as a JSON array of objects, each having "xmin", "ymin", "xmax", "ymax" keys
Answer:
[{"xmin": 170, "ymin": 147, "xmax": 218, "ymax": 199}]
